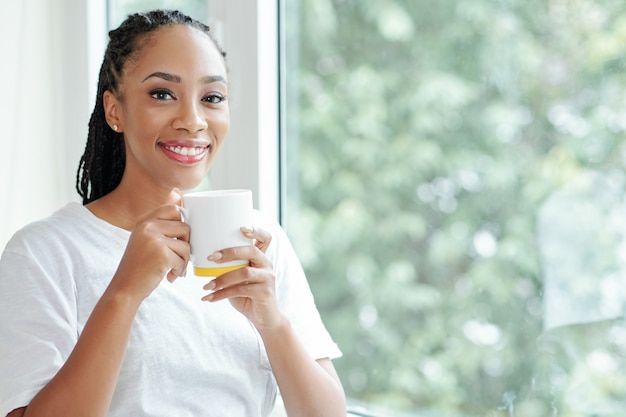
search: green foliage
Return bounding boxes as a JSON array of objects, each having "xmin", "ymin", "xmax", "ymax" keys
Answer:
[{"xmin": 284, "ymin": 0, "xmax": 626, "ymax": 414}]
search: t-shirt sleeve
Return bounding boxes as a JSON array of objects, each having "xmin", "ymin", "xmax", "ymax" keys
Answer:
[
  {"xmin": 254, "ymin": 211, "xmax": 342, "ymax": 360},
  {"xmin": 0, "ymin": 230, "xmax": 78, "ymax": 416}
]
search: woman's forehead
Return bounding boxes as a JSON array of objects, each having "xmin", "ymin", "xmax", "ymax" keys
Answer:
[{"xmin": 124, "ymin": 25, "xmax": 226, "ymax": 79}]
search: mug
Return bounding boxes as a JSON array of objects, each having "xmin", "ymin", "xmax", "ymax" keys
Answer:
[{"xmin": 181, "ymin": 189, "xmax": 253, "ymax": 277}]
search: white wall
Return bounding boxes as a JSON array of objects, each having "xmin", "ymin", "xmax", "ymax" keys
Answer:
[{"xmin": 0, "ymin": 0, "xmax": 107, "ymax": 249}]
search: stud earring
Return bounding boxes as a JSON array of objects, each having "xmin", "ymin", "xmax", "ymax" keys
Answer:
[{"xmin": 113, "ymin": 124, "xmax": 118, "ymax": 131}]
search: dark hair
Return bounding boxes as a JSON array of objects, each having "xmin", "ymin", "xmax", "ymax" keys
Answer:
[{"xmin": 76, "ymin": 9, "xmax": 226, "ymax": 204}]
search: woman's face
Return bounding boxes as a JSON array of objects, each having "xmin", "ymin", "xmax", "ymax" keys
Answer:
[{"xmin": 109, "ymin": 24, "xmax": 229, "ymax": 192}]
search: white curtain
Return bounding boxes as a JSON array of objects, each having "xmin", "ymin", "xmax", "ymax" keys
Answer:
[{"xmin": 0, "ymin": 0, "xmax": 104, "ymax": 249}]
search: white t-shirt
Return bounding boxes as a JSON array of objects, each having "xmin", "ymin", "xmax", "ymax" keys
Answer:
[{"xmin": 0, "ymin": 203, "xmax": 341, "ymax": 417}]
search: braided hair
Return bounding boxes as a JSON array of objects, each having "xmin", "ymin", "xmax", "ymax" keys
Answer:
[{"xmin": 76, "ymin": 9, "xmax": 226, "ymax": 204}]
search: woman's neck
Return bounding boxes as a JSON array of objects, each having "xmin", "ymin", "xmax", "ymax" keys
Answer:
[{"xmin": 86, "ymin": 182, "xmax": 177, "ymax": 231}]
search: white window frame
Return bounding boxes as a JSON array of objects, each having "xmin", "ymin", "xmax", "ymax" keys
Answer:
[{"xmin": 206, "ymin": 1, "xmax": 281, "ymax": 221}]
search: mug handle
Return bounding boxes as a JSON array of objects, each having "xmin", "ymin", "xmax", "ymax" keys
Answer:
[{"xmin": 177, "ymin": 206, "xmax": 189, "ymax": 223}]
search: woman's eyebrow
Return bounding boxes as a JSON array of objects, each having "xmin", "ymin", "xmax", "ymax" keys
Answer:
[
  {"xmin": 142, "ymin": 71, "xmax": 181, "ymax": 83},
  {"xmin": 141, "ymin": 72, "xmax": 226, "ymax": 84},
  {"xmin": 201, "ymin": 75, "xmax": 227, "ymax": 84}
]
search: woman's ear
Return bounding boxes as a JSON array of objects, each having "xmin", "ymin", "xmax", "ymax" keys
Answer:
[{"xmin": 103, "ymin": 90, "xmax": 123, "ymax": 132}]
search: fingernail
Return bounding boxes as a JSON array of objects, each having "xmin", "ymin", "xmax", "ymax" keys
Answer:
[
  {"xmin": 241, "ymin": 226, "xmax": 254, "ymax": 235},
  {"xmin": 202, "ymin": 293, "xmax": 214, "ymax": 302},
  {"xmin": 207, "ymin": 252, "xmax": 222, "ymax": 261},
  {"xmin": 204, "ymin": 280, "xmax": 216, "ymax": 290}
]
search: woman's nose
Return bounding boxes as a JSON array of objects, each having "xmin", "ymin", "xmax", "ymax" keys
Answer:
[{"xmin": 172, "ymin": 100, "xmax": 208, "ymax": 133}]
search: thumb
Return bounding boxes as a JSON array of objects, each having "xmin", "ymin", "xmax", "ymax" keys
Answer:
[{"xmin": 167, "ymin": 187, "xmax": 183, "ymax": 207}]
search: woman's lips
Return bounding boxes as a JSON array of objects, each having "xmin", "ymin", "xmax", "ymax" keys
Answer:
[{"xmin": 159, "ymin": 143, "xmax": 209, "ymax": 164}]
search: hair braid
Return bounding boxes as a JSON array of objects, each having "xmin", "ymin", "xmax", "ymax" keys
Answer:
[{"xmin": 76, "ymin": 9, "xmax": 226, "ymax": 204}]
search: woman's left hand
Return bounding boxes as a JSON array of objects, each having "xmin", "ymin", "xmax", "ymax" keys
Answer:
[{"xmin": 201, "ymin": 226, "xmax": 281, "ymax": 331}]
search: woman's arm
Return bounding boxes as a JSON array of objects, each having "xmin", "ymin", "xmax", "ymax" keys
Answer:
[
  {"xmin": 204, "ymin": 226, "xmax": 346, "ymax": 417},
  {"xmin": 19, "ymin": 203, "xmax": 190, "ymax": 417},
  {"xmin": 260, "ymin": 318, "xmax": 346, "ymax": 417},
  {"xmin": 23, "ymin": 289, "xmax": 141, "ymax": 417}
]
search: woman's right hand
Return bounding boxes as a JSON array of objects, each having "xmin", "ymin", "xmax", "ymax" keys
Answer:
[{"xmin": 109, "ymin": 190, "xmax": 190, "ymax": 301}]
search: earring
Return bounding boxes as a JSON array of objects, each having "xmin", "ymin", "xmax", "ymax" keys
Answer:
[{"xmin": 112, "ymin": 124, "xmax": 118, "ymax": 131}]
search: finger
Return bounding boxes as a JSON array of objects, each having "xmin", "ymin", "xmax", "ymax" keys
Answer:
[
  {"xmin": 240, "ymin": 226, "xmax": 272, "ymax": 253},
  {"xmin": 203, "ymin": 267, "xmax": 268, "ymax": 301},
  {"xmin": 168, "ymin": 187, "xmax": 183, "ymax": 206},
  {"xmin": 203, "ymin": 281, "xmax": 262, "ymax": 302},
  {"xmin": 167, "ymin": 238, "xmax": 191, "ymax": 278},
  {"xmin": 136, "ymin": 218, "xmax": 190, "ymax": 243},
  {"xmin": 136, "ymin": 204, "xmax": 184, "ymax": 228},
  {"xmin": 166, "ymin": 269, "xmax": 180, "ymax": 283},
  {"xmin": 160, "ymin": 219, "xmax": 190, "ymax": 242},
  {"xmin": 166, "ymin": 263, "xmax": 188, "ymax": 281},
  {"xmin": 208, "ymin": 245, "xmax": 270, "ymax": 269},
  {"xmin": 168, "ymin": 237, "xmax": 191, "ymax": 264},
  {"xmin": 156, "ymin": 204, "xmax": 186, "ymax": 221},
  {"xmin": 205, "ymin": 255, "xmax": 275, "ymax": 293},
  {"xmin": 206, "ymin": 263, "xmax": 255, "ymax": 288}
]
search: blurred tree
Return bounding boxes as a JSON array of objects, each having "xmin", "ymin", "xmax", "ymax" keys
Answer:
[{"xmin": 284, "ymin": 0, "xmax": 626, "ymax": 414}]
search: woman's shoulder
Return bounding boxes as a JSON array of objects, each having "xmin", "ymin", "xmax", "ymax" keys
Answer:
[
  {"xmin": 252, "ymin": 209, "xmax": 281, "ymax": 231},
  {"xmin": 252, "ymin": 209, "xmax": 292, "ymax": 246},
  {"xmin": 3, "ymin": 203, "xmax": 110, "ymax": 256},
  {"xmin": 10, "ymin": 201, "xmax": 84, "ymax": 232},
  {"xmin": 251, "ymin": 209, "xmax": 304, "ymax": 271}
]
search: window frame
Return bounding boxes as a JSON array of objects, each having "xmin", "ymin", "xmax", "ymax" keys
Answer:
[{"xmin": 194, "ymin": 1, "xmax": 281, "ymax": 220}]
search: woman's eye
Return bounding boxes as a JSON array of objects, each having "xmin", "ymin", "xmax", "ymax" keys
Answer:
[
  {"xmin": 203, "ymin": 94, "xmax": 227, "ymax": 104},
  {"xmin": 150, "ymin": 89, "xmax": 174, "ymax": 100}
]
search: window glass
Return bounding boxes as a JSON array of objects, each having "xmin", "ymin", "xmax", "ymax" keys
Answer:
[{"xmin": 282, "ymin": 0, "xmax": 626, "ymax": 414}]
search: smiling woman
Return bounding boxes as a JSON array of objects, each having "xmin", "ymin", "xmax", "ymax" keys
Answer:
[
  {"xmin": 0, "ymin": 8, "xmax": 345, "ymax": 417},
  {"xmin": 77, "ymin": 16, "xmax": 230, "ymax": 205}
]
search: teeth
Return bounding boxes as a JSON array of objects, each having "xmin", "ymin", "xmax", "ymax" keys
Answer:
[{"xmin": 164, "ymin": 145, "xmax": 206, "ymax": 156}]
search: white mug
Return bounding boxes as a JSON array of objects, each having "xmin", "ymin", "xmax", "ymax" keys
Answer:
[{"xmin": 181, "ymin": 189, "xmax": 253, "ymax": 277}]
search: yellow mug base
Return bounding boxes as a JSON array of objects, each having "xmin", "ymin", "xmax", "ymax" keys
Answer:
[{"xmin": 193, "ymin": 262, "xmax": 249, "ymax": 277}]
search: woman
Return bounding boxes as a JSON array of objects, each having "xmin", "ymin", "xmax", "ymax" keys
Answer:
[{"xmin": 0, "ymin": 10, "xmax": 345, "ymax": 417}]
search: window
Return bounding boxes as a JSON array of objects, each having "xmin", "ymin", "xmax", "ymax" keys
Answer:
[{"xmin": 281, "ymin": 0, "xmax": 626, "ymax": 415}]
